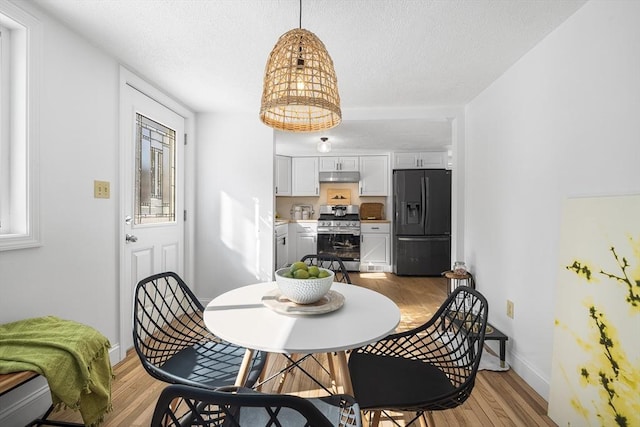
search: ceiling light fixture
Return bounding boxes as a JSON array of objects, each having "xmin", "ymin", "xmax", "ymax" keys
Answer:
[
  {"xmin": 260, "ymin": 0, "xmax": 341, "ymax": 133},
  {"xmin": 317, "ymin": 137, "xmax": 331, "ymax": 153}
]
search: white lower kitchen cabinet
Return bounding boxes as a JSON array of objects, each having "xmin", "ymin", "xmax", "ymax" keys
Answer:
[
  {"xmin": 360, "ymin": 222, "xmax": 391, "ymax": 272},
  {"xmin": 275, "ymin": 223, "xmax": 289, "ymax": 270},
  {"xmin": 288, "ymin": 222, "xmax": 318, "ymax": 263},
  {"xmin": 296, "ymin": 233, "xmax": 317, "ymax": 261}
]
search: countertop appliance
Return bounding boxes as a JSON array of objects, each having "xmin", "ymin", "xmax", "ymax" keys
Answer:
[
  {"xmin": 290, "ymin": 204, "xmax": 314, "ymax": 220},
  {"xmin": 393, "ymin": 169, "xmax": 451, "ymax": 276},
  {"xmin": 317, "ymin": 205, "xmax": 360, "ymax": 271}
]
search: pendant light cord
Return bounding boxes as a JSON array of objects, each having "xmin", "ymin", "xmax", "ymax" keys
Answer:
[{"xmin": 299, "ymin": 0, "xmax": 302, "ymax": 29}]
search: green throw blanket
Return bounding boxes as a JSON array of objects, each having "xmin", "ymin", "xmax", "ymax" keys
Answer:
[{"xmin": 0, "ymin": 316, "xmax": 113, "ymax": 426}]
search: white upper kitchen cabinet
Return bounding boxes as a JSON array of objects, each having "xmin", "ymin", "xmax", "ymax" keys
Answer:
[
  {"xmin": 393, "ymin": 152, "xmax": 446, "ymax": 169},
  {"xmin": 359, "ymin": 155, "xmax": 389, "ymax": 196},
  {"xmin": 318, "ymin": 156, "xmax": 359, "ymax": 172},
  {"xmin": 291, "ymin": 157, "xmax": 319, "ymax": 196},
  {"xmin": 275, "ymin": 155, "xmax": 291, "ymax": 196}
]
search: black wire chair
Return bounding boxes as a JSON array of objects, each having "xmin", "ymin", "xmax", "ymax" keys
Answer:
[
  {"xmin": 348, "ymin": 286, "xmax": 489, "ymax": 427},
  {"xmin": 133, "ymin": 272, "xmax": 266, "ymax": 389},
  {"xmin": 301, "ymin": 254, "xmax": 352, "ymax": 284},
  {"xmin": 151, "ymin": 384, "xmax": 362, "ymax": 427}
]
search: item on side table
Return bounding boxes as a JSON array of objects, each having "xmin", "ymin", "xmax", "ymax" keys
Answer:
[{"xmin": 453, "ymin": 261, "xmax": 467, "ymax": 275}]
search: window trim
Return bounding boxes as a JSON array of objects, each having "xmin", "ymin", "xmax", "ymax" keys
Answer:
[{"xmin": 0, "ymin": 1, "xmax": 41, "ymax": 251}]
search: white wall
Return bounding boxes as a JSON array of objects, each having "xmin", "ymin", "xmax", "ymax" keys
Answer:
[
  {"xmin": 465, "ymin": 0, "xmax": 640, "ymax": 399},
  {"xmin": 0, "ymin": 3, "xmax": 121, "ymax": 424},
  {"xmin": 0, "ymin": 2, "xmax": 119, "ymax": 338},
  {"xmin": 194, "ymin": 113, "xmax": 274, "ymax": 299}
]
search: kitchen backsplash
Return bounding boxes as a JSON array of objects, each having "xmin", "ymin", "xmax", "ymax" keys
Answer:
[{"xmin": 276, "ymin": 183, "xmax": 387, "ymax": 220}]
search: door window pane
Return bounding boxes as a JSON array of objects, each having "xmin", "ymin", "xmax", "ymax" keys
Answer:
[{"xmin": 135, "ymin": 113, "xmax": 175, "ymax": 225}]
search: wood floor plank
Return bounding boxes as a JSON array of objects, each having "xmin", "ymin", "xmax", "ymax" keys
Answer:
[{"xmin": 45, "ymin": 272, "xmax": 556, "ymax": 426}]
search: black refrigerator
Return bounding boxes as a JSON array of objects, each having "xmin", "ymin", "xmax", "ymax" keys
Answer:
[{"xmin": 393, "ymin": 169, "xmax": 451, "ymax": 276}]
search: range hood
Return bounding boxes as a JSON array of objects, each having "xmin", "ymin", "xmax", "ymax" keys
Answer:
[{"xmin": 319, "ymin": 171, "xmax": 361, "ymax": 183}]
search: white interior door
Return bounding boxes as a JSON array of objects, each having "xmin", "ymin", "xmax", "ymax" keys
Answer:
[{"xmin": 119, "ymin": 84, "xmax": 185, "ymax": 357}]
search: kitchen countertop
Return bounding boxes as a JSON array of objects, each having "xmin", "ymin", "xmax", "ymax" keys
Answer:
[
  {"xmin": 277, "ymin": 219, "xmax": 389, "ymax": 225},
  {"xmin": 275, "ymin": 219, "xmax": 318, "ymax": 225}
]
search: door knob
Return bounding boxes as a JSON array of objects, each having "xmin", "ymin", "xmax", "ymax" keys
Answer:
[{"xmin": 125, "ymin": 234, "xmax": 138, "ymax": 243}]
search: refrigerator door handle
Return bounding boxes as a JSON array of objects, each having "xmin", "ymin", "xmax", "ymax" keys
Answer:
[
  {"xmin": 421, "ymin": 175, "xmax": 427, "ymax": 229},
  {"xmin": 397, "ymin": 236, "xmax": 450, "ymax": 241},
  {"xmin": 425, "ymin": 175, "xmax": 430, "ymax": 230},
  {"xmin": 394, "ymin": 179, "xmax": 398, "ymax": 223}
]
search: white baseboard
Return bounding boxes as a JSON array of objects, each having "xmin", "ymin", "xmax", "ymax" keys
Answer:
[
  {"xmin": 0, "ymin": 345, "xmax": 121, "ymax": 426},
  {"xmin": 484, "ymin": 340, "xmax": 550, "ymax": 400}
]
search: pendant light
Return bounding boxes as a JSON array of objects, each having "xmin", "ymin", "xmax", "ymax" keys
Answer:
[
  {"xmin": 260, "ymin": 0, "xmax": 341, "ymax": 132},
  {"xmin": 317, "ymin": 137, "xmax": 331, "ymax": 153}
]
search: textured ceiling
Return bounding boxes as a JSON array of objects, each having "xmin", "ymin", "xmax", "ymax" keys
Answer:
[{"xmin": 30, "ymin": 0, "xmax": 586, "ymax": 154}]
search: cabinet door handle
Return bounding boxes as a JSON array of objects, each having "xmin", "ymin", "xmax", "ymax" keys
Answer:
[
  {"xmin": 283, "ymin": 237, "xmax": 286, "ymax": 245},
  {"xmin": 275, "ymin": 186, "xmax": 278, "ymax": 194}
]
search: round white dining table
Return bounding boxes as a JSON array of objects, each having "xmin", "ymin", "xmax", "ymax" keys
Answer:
[{"xmin": 203, "ymin": 281, "xmax": 400, "ymax": 395}]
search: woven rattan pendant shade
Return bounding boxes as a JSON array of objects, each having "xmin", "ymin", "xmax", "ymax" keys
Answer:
[{"xmin": 260, "ymin": 28, "xmax": 341, "ymax": 132}]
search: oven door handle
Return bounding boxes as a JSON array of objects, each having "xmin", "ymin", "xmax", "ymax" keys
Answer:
[{"xmin": 317, "ymin": 230, "xmax": 361, "ymax": 236}]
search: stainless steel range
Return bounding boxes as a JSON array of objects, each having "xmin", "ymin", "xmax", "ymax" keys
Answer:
[{"xmin": 317, "ymin": 205, "xmax": 361, "ymax": 271}]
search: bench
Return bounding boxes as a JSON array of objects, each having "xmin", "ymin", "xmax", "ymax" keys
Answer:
[{"xmin": 0, "ymin": 371, "xmax": 83, "ymax": 427}]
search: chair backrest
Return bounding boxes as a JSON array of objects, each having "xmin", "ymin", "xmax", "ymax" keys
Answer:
[
  {"xmin": 419, "ymin": 286, "xmax": 489, "ymax": 408},
  {"xmin": 151, "ymin": 384, "xmax": 362, "ymax": 427},
  {"xmin": 132, "ymin": 271, "xmax": 211, "ymax": 374},
  {"xmin": 300, "ymin": 254, "xmax": 352, "ymax": 284}
]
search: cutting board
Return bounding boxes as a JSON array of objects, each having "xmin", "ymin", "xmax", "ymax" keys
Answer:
[{"xmin": 360, "ymin": 203, "xmax": 384, "ymax": 220}]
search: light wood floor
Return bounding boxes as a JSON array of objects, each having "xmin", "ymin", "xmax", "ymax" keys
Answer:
[{"xmin": 48, "ymin": 273, "xmax": 557, "ymax": 426}]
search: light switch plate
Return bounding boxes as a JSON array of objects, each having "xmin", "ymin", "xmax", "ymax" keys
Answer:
[{"xmin": 94, "ymin": 180, "xmax": 110, "ymax": 199}]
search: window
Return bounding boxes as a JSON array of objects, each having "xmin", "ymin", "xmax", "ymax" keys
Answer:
[
  {"xmin": 135, "ymin": 113, "xmax": 176, "ymax": 225},
  {"xmin": 0, "ymin": 3, "xmax": 40, "ymax": 250}
]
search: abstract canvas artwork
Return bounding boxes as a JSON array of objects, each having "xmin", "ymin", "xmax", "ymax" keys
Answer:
[{"xmin": 549, "ymin": 195, "xmax": 640, "ymax": 427}]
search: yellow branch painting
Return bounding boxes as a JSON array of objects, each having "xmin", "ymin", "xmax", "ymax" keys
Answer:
[{"xmin": 549, "ymin": 195, "xmax": 640, "ymax": 427}]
